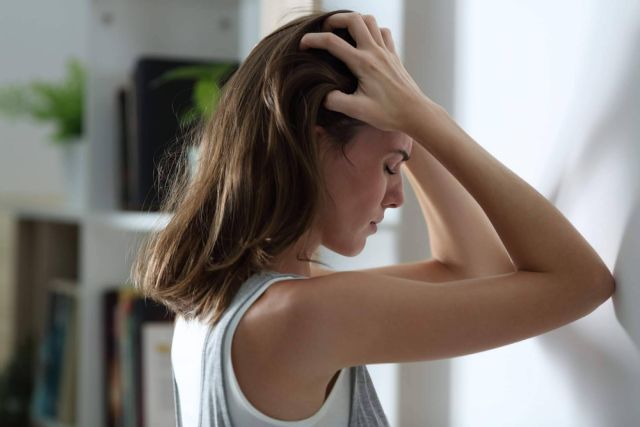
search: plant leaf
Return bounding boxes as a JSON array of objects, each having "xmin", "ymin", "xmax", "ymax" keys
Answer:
[
  {"xmin": 193, "ymin": 80, "xmax": 221, "ymax": 118},
  {"xmin": 150, "ymin": 63, "xmax": 235, "ymax": 89},
  {"xmin": 0, "ymin": 57, "xmax": 84, "ymax": 142},
  {"xmin": 177, "ymin": 107, "xmax": 201, "ymax": 129}
]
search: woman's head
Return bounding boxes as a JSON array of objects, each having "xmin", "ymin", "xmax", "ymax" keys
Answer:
[
  {"xmin": 316, "ymin": 125, "xmax": 412, "ymax": 256},
  {"xmin": 131, "ymin": 9, "xmax": 411, "ymax": 324}
]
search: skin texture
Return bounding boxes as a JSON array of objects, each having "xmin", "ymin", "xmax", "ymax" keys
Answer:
[
  {"xmin": 267, "ymin": 125, "xmax": 412, "ymax": 275},
  {"xmin": 317, "ymin": 125, "xmax": 413, "ymax": 255}
]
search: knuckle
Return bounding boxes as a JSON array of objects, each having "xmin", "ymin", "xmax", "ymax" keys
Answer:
[
  {"xmin": 358, "ymin": 53, "xmax": 377, "ymax": 71},
  {"xmin": 365, "ymin": 59, "xmax": 379, "ymax": 73}
]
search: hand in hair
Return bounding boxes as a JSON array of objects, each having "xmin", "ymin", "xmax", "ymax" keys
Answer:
[{"xmin": 299, "ymin": 12, "xmax": 441, "ymax": 133}]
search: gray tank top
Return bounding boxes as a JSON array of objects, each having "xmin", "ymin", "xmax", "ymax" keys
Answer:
[{"xmin": 171, "ymin": 270, "xmax": 390, "ymax": 426}]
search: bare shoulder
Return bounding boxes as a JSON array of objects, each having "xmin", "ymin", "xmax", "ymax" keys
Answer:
[{"xmin": 309, "ymin": 263, "xmax": 336, "ymax": 278}]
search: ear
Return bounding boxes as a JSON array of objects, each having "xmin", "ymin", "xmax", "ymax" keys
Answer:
[
  {"xmin": 314, "ymin": 125, "xmax": 333, "ymax": 160},
  {"xmin": 314, "ymin": 125, "xmax": 329, "ymax": 141},
  {"xmin": 314, "ymin": 125, "xmax": 332, "ymax": 151}
]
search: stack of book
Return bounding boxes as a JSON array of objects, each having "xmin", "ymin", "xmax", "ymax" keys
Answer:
[
  {"xmin": 103, "ymin": 286, "xmax": 175, "ymax": 427},
  {"xmin": 31, "ymin": 279, "xmax": 78, "ymax": 426}
]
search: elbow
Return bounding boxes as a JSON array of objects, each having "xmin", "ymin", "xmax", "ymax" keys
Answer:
[
  {"xmin": 591, "ymin": 264, "xmax": 616, "ymax": 302},
  {"xmin": 604, "ymin": 270, "xmax": 616, "ymax": 298},
  {"xmin": 557, "ymin": 262, "xmax": 615, "ymax": 313}
]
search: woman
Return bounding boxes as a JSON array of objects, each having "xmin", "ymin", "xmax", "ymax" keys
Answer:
[{"xmin": 132, "ymin": 9, "xmax": 615, "ymax": 427}]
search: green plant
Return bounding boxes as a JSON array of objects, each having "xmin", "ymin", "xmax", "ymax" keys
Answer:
[
  {"xmin": 0, "ymin": 57, "xmax": 84, "ymax": 144},
  {"xmin": 150, "ymin": 63, "xmax": 236, "ymax": 129}
]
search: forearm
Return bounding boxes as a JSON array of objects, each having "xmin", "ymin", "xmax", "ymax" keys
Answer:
[
  {"xmin": 402, "ymin": 100, "xmax": 610, "ymax": 279},
  {"xmin": 404, "ymin": 141, "xmax": 515, "ymax": 277}
]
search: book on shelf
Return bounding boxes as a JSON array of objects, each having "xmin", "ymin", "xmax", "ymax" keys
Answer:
[
  {"xmin": 103, "ymin": 285, "xmax": 176, "ymax": 427},
  {"xmin": 141, "ymin": 322, "xmax": 176, "ymax": 427},
  {"xmin": 118, "ymin": 56, "xmax": 238, "ymax": 212},
  {"xmin": 30, "ymin": 278, "xmax": 78, "ymax": 426}
]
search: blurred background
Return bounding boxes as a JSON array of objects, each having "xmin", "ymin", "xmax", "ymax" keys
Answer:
[{"xmin": 0, "ymin": 0, "xmax": 639, "ymax": 426}]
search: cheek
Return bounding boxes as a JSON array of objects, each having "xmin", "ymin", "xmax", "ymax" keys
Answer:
[
  {"xmin": 317, "ymin": 172, "xmax": 384, "ymax": 256},
  {"xmin": 321, "ymin": 155, "xmax": 386, "ymax": 225},
  {"xmin": 333, "ymin": 178, "xmax": 386, "ymax": 230}
]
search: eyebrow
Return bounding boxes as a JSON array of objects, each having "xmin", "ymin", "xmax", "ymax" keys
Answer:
[{"xmin": 390, "ymin": 149, "xmax": 411, "ymax": 162}]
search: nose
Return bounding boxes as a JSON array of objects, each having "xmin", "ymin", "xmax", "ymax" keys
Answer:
[{"xmin": 382, "ymin": 178, "xmax": 404, "ymax": 209}]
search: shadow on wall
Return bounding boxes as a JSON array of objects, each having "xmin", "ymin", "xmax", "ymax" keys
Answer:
[
  {"xmin": 536, "ymin": 2, "xmax": 640, "ymax": 425},
  {"xmin": 614, "ymin": 197, "xmax": 640, "ymax": 352},
  {"xmin": 544, "ymin": 2, "xmax": 640, "ymax": 348}
]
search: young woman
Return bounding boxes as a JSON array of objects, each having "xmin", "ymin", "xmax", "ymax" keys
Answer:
[{"xmin": 132, "ymin": 9, "xmax": 615, "ymax": 427}]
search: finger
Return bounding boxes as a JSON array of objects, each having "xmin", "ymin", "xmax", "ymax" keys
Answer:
[
  {"xmin": 321, "ymin": 12, "xmax": 376, "ymax": 48},
  {"xmin": 299, "ymin": 32, "xmax": 361, "ymax": 72},
  {"xmin": 361, "ymin": 15, "xmax": 385, "ymax": 47},
  {"xmin": 380, "ymin": 28, "xmax": 397, "ymax": 54},
  {"xmin": 324, "ymin": 90, "xmax": 363, "ymax": 121}
]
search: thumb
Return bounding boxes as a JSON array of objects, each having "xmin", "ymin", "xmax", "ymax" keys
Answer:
[{"xmin": 324, "ymin": 90, "xmax": 360, "ymax": 119}]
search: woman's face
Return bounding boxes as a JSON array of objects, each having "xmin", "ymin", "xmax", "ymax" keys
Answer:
[{"xmin": 316, "ymin": 125, "xmax": 413, "ymax": 256}]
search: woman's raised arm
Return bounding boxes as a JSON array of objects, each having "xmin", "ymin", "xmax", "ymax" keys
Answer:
[
  {"xmin": 404, "ymin": 140, "xmax": 515, "ymax": 278},
  {"xmin": 276, "ymin": 13, "xmax": 617, "ymax": 378},
  {"xmin": 300, "ymin": 11, "xmax": 614, "ymax": 290}
]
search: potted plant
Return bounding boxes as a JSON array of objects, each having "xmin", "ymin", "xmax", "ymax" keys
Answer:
[{"xmin": 0, "ymin": 57, "xmax": 86, "ymax": 207}]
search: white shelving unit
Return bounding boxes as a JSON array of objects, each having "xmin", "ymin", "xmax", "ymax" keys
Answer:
[
  {"xmin": 80, "ymin": 2, "xmax": 262, "ymax": 425},
  {"xmin": 1, "ymin": 1, "xmax": 262, "ymax": 426}
]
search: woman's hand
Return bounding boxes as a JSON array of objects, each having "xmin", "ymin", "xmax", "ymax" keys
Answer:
[{"xmin": 299, "ymin": 12, "xmax": 442, "ymax": 132}]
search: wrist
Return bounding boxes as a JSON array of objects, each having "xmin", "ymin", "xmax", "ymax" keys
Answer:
[{"xmin": 401, "ymin": 96, "xmax": 449, "ymax": 139}]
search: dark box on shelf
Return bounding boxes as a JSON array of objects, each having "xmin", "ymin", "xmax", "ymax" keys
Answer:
[{"xmin": 120, "ymin": 56, "xmax": 238, "ymax": 212}]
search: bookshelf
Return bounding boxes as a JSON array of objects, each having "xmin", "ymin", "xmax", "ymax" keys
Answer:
[{"xmin": 0, "ymin": 1, "xmax": 265, "ymax": 426}]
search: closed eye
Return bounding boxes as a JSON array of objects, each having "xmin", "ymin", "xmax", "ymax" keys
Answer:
[
  {"xmin": 384, "ymin": 150, "xmax": 409, "ymax": 175},
  {"xmin": 384, "ymin": 165, "xmax": 398, "ymax": 175}
]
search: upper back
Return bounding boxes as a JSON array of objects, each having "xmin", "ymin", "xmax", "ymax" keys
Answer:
[
  {"xmin": 171, "ymin": 270, "xmax": 391, "ymax": 427},
  {"xmin": 171, "ymin": 271, "xmax": 308, "ymax": 426}
]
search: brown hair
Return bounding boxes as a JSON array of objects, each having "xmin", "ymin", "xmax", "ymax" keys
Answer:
[{"xmin": 130, "ymin": 9, "xmax": 365, "ymax": 326}]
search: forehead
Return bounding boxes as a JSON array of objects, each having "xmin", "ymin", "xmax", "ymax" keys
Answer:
[{"xmin": 352, "ymin": 125, "xmax": 413, "ymax": 155}]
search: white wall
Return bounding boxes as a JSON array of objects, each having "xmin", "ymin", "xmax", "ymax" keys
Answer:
[
  {"xmin": 402, "ymin": 0, "xmax": 640, "ymax": 426},
  {"xmin": 0, "ymin": 0, "xmax": 88, "ymax": 197}
]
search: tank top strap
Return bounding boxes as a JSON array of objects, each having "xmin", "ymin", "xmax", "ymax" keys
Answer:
[{"xmin": 199, "ymin": 270, "xmax": 308, "ymax": 426}]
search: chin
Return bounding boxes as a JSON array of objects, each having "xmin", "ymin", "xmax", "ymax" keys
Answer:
[{"xmin": 323, "ymin": 235, "xmax": 366, "ymax": 257}]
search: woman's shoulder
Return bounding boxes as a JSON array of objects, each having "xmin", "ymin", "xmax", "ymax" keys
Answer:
[{"xmin": 233, "ymin": 274, "xmax": 335, "ymax": 388}]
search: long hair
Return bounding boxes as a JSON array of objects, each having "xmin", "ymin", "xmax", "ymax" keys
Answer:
[{"xmin": 130, "ymin": 9, "xmax": 364, "ymax": 326}]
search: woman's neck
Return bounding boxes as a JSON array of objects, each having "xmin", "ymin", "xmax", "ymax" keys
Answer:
[{"xmin": 265, "ymin": 233, "xmax": 320, "ymax": 278}]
